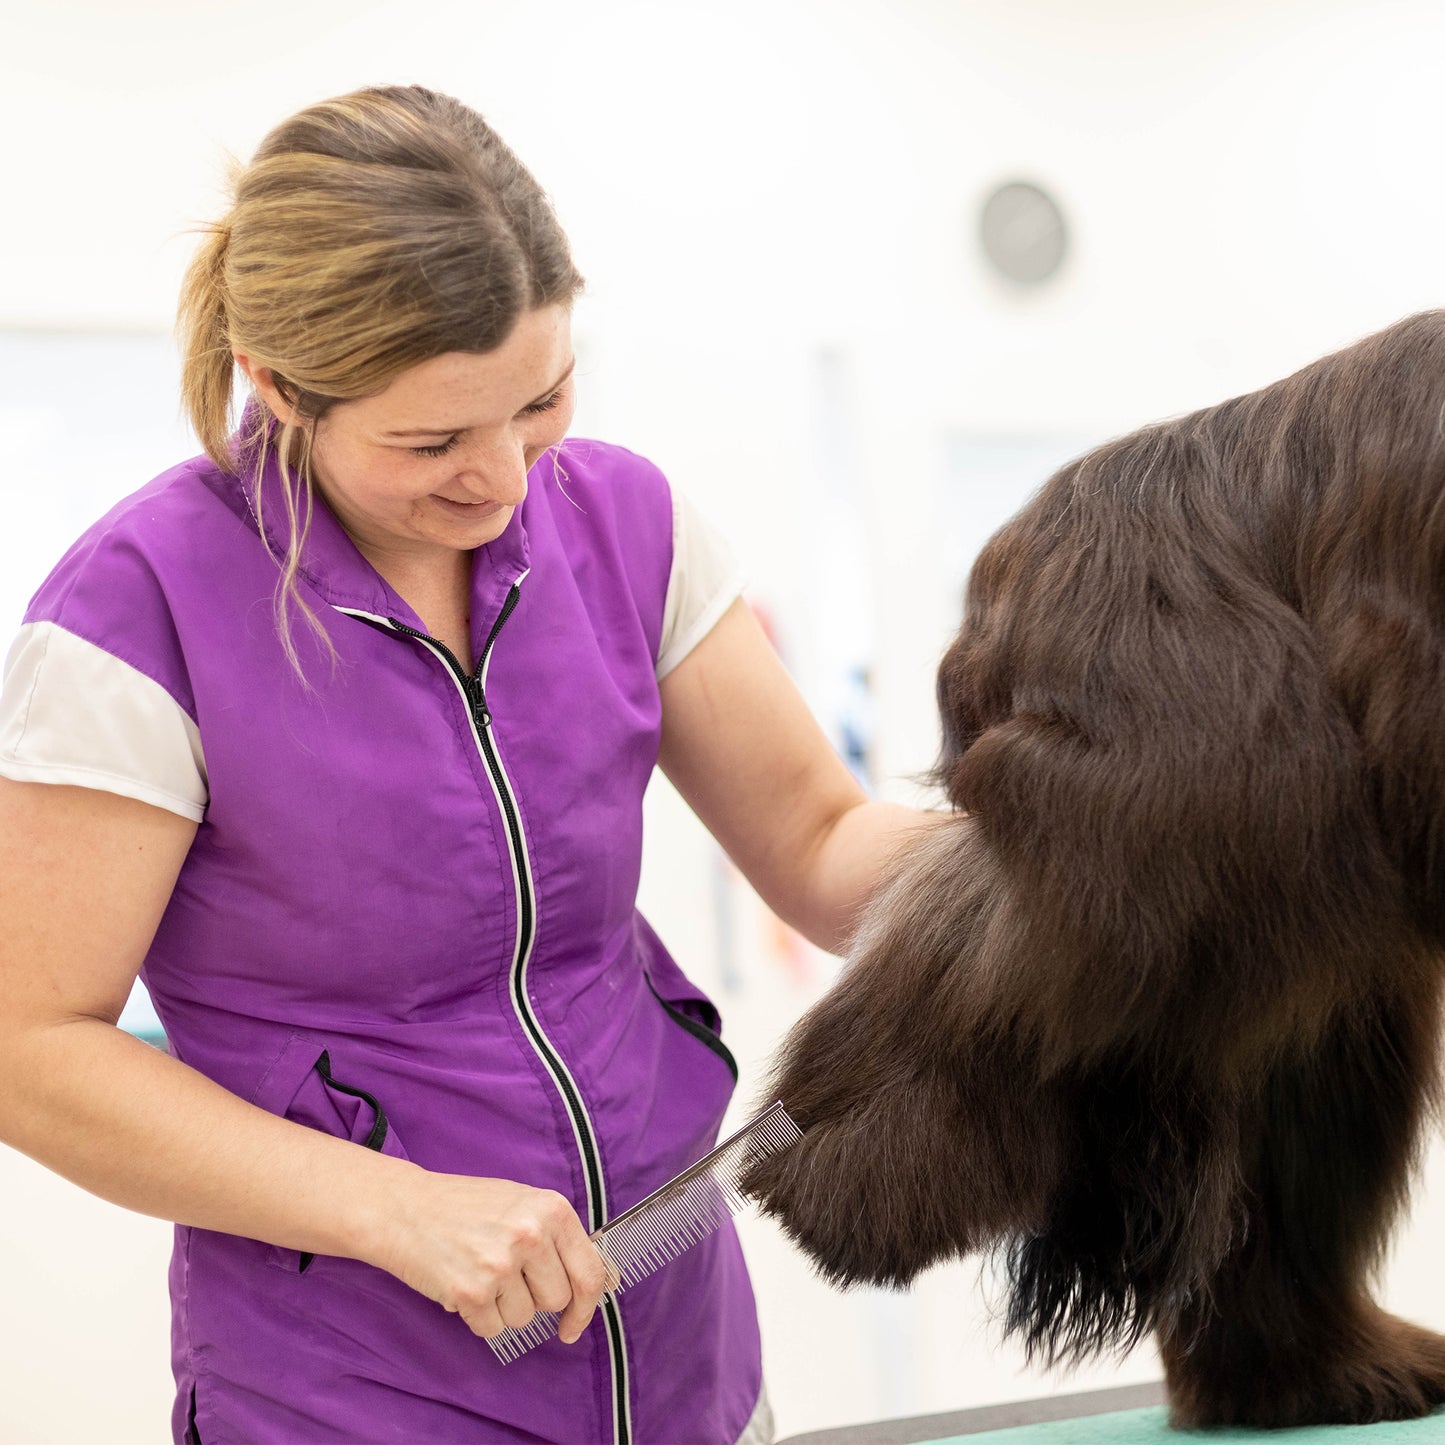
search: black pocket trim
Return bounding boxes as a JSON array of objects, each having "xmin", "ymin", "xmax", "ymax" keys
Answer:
[
  {"xmin": 646, "ymin": 977, "xmax": 738, "ymax": 1082},
  {"xmin": 315, "ymin": 1051, "xmax": 390, "ymax": 1152},
  {"xmin": 298, "ymin": 1051, "xmax": 390, "ymax": 1273}
]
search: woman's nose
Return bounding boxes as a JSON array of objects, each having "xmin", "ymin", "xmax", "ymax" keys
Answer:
[{"xmin": 456, "ymin": 437, "xmax": 530, "ymax": 505}]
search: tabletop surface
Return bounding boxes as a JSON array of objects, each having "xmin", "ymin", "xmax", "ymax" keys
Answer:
[
  {"xmin": 776, "ymin": 1382, "xmax": 1168, "ymax": 1445},
  {"xmin": 775, "ymin": 1384, "xmax": 1445, "ymax": 1444}
]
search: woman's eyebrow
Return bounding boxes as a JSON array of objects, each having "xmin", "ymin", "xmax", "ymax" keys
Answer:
[{"xmin": 382, "ymin": 357, "xmax": 577, "ymax": 438}]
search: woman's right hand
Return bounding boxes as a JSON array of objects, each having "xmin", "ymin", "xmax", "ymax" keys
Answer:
[{"xmin": 371, "ymin": 1169, "xmax": 612, "ymax": 1344}]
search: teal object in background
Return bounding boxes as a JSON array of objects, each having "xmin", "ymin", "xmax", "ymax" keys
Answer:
[
  {"xmin": 117, "ymin": 977, "xmax": 167, "ymax": 1050},
  {"xmin": 921, "ymin": 1406, "xmax": 1445, "ymax": 1444}
]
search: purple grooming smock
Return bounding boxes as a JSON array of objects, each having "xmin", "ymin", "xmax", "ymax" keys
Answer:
[{"xmin": 0, "ymin": 432, "xmax": 765, "ymax": 1444}]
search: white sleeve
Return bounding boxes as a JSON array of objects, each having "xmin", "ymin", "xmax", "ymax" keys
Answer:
[
  {"xmin": 656, "ymin": 488, "xmax": 748, "ymax": 681},
  {"xmin": 0, "ymin": 621, "xmax": 209, "ymax": 821}
]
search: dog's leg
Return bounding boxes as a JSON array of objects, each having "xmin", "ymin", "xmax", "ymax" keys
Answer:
[
  {"xmin": 744, "ymin": 817, "xmax": 1073, "ymax": 1287},
  {"xmin": 1000, "ymin": 1061, "xmax": 1244, "ymax": 1367},
  {"xmin": 1160, "ymin": 985, "xmax": 1445, "ymax": 1428}
]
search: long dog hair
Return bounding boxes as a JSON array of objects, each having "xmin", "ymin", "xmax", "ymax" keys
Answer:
[{"xmin": 746, "ymin": 311, "xmax": 1445, "ymax": 1428}]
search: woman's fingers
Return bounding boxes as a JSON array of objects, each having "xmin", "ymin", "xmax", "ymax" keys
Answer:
[
  {"xmin": 457, "ymin": 1295, "xmax": 507, "ymax": 1340},
  {"xmin": 463, "ymin": 1247, "xmax": 604, "ymax": 1343},
  {"xmin": 494, "ymin": 1275, "xmax": 544, "ymax": 1331},
  {"xmin": 380, "ymin": 1173, "xmax": 618, "ymax": 1346},
  {"xmin": 526, "ymin": 1193, "xmax": 609, "ymax": 1344},
  {"xmin": 521, "ymin": 1252, "xmax": 578, "ymax": 1317},
  {"xmin": 555, "ymin": 1229, "xmax": 611, "ymax": 1344}
]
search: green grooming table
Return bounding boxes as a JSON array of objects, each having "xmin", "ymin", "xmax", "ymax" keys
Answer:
[
  {"xmin": 941, "ymin": 1405, "xmax": 1445, "ymax": 1442},
  {"xmin": 776, "ymin": 1383, "xmax": 1445, "ymax": 1444}
]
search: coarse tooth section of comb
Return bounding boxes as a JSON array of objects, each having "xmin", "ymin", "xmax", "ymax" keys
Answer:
[
  {"xmin": 486, "ymin": 1101, "xmax": 802, "ymax": 1364},
  {"xmin": 488, "ymin": 1308, "xmax": 564, "ymax": 1364}
]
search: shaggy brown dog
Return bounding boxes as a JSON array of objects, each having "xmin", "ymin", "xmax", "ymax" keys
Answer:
[{"xmin": 746, "ymin": 312, "xmax": 1445, "ymax": 1428}]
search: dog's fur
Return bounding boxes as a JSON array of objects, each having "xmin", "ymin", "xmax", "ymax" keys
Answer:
[{"xmin": 745, "ymin": 312, "xmax": 1445, "ymax": 1428}]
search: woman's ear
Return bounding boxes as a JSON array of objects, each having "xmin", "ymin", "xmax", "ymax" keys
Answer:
[{"xmin": 232, "ymin": 351, "xmax": 298, "ymax": 426}]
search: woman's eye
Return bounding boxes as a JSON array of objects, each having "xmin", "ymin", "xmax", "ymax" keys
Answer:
[
  {"xmin": 408, "ymin": 388, "xmax": 564, "ymax": 454},
  {"xmin": 523, "ymin": 390, "xmax": 562, "ymax": 416},
  {"xmin": 411, "ymin": 436, "xmax": 459, "ymax": 458}
]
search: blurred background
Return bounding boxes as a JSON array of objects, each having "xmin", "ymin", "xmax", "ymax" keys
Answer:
[{"xmin": 3, "ymin": 0, "xmax": 1444, "ymax": 1439}]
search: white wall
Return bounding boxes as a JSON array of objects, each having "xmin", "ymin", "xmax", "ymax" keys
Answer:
[{"xmin": 3, "ymin": 0, "xmax": 1445, "ymax": 1439}]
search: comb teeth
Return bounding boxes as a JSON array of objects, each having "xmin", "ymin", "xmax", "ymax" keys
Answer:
[
  {"xmin": 604, "ymin": 1173, "xmax": 738, "ymax": 1285},
  {"xmin": 487, "ymin": 1309, "xmax": 564, "ymax": 1365},
  {"xmin": 487, "ymin": 1101, "xmax": 802, "ymax": 1364}
]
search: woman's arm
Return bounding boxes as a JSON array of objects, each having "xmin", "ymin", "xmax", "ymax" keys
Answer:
[
  {"xmin": 658, "ymin": 597, "xmax": 945, "ymax": 955},
  {"xmin": 0, "ymin": 778, "xmax": 607, "ymax": 1343}
]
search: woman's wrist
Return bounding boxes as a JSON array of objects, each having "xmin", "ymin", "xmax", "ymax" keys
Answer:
[{"xmin": 332, "ymin": 1147, "xmax": 428, "ymax": 1273}]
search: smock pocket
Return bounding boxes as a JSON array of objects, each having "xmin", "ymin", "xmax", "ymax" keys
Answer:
[
  {"xmin": 645, "ymin": 973, "xmax": 738, "ymax": 1082},
  {"xmin": 183, "ymin": 1384, "xmax": 202, "ymax": 1444},
  {"xmin": 248, "ymin": 1032, "xmax": 409, "ymax": 1272}
]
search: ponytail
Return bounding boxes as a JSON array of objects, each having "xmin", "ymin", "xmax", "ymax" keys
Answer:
[{"xmin": 177, "ymin": 220, "xmax": 240, "ymax": 472}]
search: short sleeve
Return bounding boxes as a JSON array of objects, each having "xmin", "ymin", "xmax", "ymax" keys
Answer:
[
  {"xmin": 0, "ymin": 621, "xmax": 209, "ymax": 820},
  {"xmin": 656, "ymin": 489, "xmax": 748, "ymax": 681}
]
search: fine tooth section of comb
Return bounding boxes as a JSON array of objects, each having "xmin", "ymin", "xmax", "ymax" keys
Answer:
[
  {"xmin": 486, "ymin": 1101, "xmax": 802, "ymax": 1364},
  {"xmin": 603, "ymin": 1173, "xmax": 735, "ymax": 1286}
]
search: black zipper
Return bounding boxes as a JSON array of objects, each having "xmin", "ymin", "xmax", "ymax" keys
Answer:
[
  {"xmin": 383, "ymin": 598, "xmax": 610, "ymax": 1224},
  {"xmin": 361, "ymin": 587, "xmax": 632, "ymax": 1443},
  {"xmin": 386, "ymin": 582, "xmax": 517, "ymax": 729}
]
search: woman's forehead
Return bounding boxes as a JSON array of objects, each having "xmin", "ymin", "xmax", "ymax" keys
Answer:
[{"xmin": 352, "ymin": 307, "xmax": 573, "ymax": 435}]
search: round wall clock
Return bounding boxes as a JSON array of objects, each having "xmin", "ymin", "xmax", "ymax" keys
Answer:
[{"xmin": 978, "ymin": 180, "xmax": 1069, "ymax": 286}]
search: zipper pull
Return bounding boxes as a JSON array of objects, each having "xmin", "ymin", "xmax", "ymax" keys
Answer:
[{"xmin": 465, "ymin": 673, "xmax": 492, "ymax": 730}]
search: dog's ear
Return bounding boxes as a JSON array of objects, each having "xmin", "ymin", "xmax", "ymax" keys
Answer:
[
  {"xmin": 930, "ymin": 415, "xmax": 1417, "ymax": 1081},
  {"xmin": 746, "ymin": 817, "xmax": 1074, "ymax": 1288}
]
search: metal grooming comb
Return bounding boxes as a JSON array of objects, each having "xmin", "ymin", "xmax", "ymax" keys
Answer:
[{"xmin": 487, "ymin": 1099, "xmax": 803, "ymax": 1364}]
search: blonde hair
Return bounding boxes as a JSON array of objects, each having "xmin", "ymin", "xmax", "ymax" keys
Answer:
[{"xmin": 176, "ymin": 85, "xmax": 584, "ymax": 674}]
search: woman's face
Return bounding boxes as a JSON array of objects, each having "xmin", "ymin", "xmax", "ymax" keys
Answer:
[{"xmin": 304, "ymin": 304, "xmax": 575, "ymax": 567}]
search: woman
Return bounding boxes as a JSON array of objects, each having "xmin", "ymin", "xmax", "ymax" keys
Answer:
[{"xmin": 0, "ymin": 86, "xmax": 934, "ymax": 1444}]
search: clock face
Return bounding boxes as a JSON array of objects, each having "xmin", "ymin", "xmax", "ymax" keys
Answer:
[{"xmin": 979, "ymin": 181, "xmax": 1069, "ymax": 286}]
